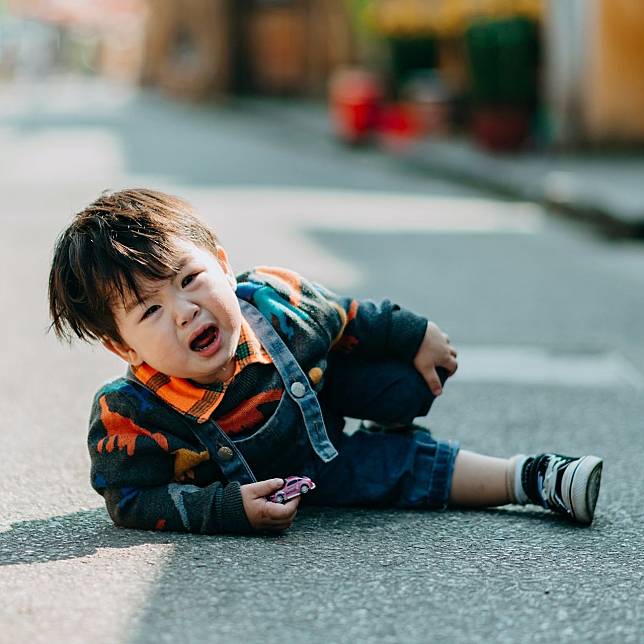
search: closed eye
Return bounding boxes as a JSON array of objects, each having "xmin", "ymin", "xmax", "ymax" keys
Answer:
[{"xmin": 141, "ymin": 304, "xmax": 160, "ymax": 320}]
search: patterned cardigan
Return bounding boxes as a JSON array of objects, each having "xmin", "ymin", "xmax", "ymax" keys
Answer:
[{"xmin": 88, "ymin": 267, "xmax": 429, "ymax": 534}]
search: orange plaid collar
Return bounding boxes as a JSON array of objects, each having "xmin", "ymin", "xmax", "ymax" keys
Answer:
[{"xmin": 131, "ymin": 318, "xmax": 272, "ymax": 423}]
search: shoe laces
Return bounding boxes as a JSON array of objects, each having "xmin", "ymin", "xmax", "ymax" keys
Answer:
[{"xmin": 541, "ymin": 454, "xmax": 574, "ymax": 514}]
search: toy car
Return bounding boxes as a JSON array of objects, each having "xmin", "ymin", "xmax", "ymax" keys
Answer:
[{"xmin": 268, "ymin": 476, "xmax": 316, "ymax": 504}]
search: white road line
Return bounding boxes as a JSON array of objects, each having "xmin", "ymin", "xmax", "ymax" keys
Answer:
[
  {"xmin": 181, "ymin": 186, "xmax": 545, "ymax": 234},
  {"xmin": 455, "ymin": 346, "xmax": 644, "ymax": 389}
]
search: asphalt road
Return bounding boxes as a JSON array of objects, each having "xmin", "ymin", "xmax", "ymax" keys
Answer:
[{"xmin": 1, "ymin": 77, "xmax": 643, "ymax": 644}]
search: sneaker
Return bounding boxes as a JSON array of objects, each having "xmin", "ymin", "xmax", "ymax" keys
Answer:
[{"xmin": 524, "ymin": 453, "xmax": 603, "ymax": 525}]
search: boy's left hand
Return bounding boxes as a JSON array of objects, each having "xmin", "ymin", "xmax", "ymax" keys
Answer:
[{"xmin": 413, "ymin": 322, "xmax": 458, "ymax": 396}]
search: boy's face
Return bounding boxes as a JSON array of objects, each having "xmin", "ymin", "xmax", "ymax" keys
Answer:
[{"xmin": 105, "ymin": 239, "xmax": 242, "ymax": 384}]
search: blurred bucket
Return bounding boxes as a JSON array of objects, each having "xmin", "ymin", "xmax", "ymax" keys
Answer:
[
  {"xmin": 471, "ymin": 106, "xmax": 531, "ymax": 151},
  {"xmin": 401, "ymin": 70, "xmax": 450, "ymax": 137},
  {"xmin": 329, "ymin": 67, "xmax": 383, "ymax": 145},
  {"xmin": 376, "ymin": 102, "xmax": 422, "ymax": 152}
]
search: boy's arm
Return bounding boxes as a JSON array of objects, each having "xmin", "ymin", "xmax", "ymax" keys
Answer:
[
  {"xmin": 314, "ymin": 283, "xmax": 429, "ymax": 362},
  {"xmin": 89, "ymin": 391, "xmax": 252, "ymax": 534},
  {"xmin": 100, "ymin": 479, "xmax": 252, "ymax": 534},
  {"xmin": 237, "ymin": 267, "xmax": 428, "ymax": 362},
  {"xmin": 313, "ymin": 282, "xmax": 457, "ymax": 395},
  {"xmin": 238, "ymin": 267, "xmax": 455, "ymax": 385},
  {"xmin": 100, "ymin": 477, "xmax": 299, "ymax": 533}
]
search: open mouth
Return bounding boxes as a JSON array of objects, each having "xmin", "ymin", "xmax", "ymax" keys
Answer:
[{"xmin": 190, "ymin": 325, "xmax": 219, "ymax": 352}]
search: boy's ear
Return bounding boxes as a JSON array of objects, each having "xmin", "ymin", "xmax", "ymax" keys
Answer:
[
  {"xmin": 102, "ymin": 338, "xmax": 143, "ymax": 366},
  {"xmin": 216, "ymin": 246, "xmax": 237, "ymax": 290}
]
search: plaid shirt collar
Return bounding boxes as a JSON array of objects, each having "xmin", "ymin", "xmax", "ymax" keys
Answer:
[{"xmin": 131, "ymin": 318, "xmax": 272, "ymax": 423}]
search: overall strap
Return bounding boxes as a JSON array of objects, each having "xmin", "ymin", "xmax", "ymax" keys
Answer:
[{"xmin": 239, "ymin": 299, "xmax": 338, "ymax": 463}]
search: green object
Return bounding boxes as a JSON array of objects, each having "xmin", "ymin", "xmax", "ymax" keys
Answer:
[
  {"xmin": 465, "ymin": 16, "xmax": 540, "ymax": 107},
  {"xmin": 388, "ymin": 36, "xmax": 438, "ymax": 86}
]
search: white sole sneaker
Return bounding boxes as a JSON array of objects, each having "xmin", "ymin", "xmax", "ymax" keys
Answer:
[{"xmin": 560, "ymin": 455, "xmax": 603, "ymax": 525}]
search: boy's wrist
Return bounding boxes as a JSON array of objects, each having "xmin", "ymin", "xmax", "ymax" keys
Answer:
[
  {"xmin": 390, "ymin": 311, "xmax": 428, "ymax": 362},
  {"xmin": 221, "ymin": 481, "xmax": 254, "ymax": 534}
]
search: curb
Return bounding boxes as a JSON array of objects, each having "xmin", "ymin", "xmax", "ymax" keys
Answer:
[{"xmin": 403, "ymin": 140, "xmax": 644, "ymax": 237}]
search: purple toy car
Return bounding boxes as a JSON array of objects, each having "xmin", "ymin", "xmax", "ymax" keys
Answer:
[{"xmin": 268, "ymin": 476, "xmax": 316, "ymax": 504}]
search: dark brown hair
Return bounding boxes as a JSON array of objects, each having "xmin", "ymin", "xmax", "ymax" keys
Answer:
[{"xmin": 48, "ymin": 188, "xmax": 219, "ymax": 344}]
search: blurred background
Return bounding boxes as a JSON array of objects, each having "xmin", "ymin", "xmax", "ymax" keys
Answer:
[
  {"xmin": 3, "ymin": 0, "xmax": 644, "ymax": 227},
  {"xmin": 3, "ymin": 0, "xmax": 644, "ymax": 149}
]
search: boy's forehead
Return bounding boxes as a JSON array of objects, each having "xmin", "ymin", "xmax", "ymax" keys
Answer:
[
  {"xmin": 117, "ymin": 253, "xmax": 194, "ymax": 313},
  {"xmin": 115, "ymin": 272, "xmax": 164, "ymax": 312},
  {"xmin": 123, "ymin": 288, "xmax": 157, "ymax": 313}
]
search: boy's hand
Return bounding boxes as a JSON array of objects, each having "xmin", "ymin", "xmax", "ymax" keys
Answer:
[
  {"xmin": 241, "ymin": 478, "xmax": 300, "ymax": 532},
  {"xmin": 413, "ymin": 322, "xmax": 458, "ymax": 396}
]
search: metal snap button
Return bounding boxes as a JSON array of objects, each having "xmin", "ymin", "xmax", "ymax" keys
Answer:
[
  {"xmin": 217, "ymin": 446, "xmax": 233, "ymax": 461},
  {"xmin": 290, "ymin": 381, "xmax": 306, "ymax": 398}
]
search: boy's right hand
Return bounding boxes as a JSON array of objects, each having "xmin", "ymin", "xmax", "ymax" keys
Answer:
[
  {"xmin": 413, "ymin": 321, "xmax": 458, "ymax": 396},
  {"xmin": 241, "ymin": 478, "xmax": 300, "ymax": 532}
]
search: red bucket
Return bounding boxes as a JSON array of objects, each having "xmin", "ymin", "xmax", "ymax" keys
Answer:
[{"xmin": 329, "ymin": 68, "xmax": 383, "ymax": 144}]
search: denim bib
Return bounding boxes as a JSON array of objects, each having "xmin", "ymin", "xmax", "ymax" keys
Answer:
[{"xmin": 186, "ymin": 298, "xmax": 338, "ymax": 484}]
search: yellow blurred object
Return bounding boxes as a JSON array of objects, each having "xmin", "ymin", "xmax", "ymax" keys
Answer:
[
  {"xmin": 365, "ymin": 0, "xmax": 543, "ymax": 37},
  {"xmin": 247, "ymin": 5, "xmax": 306, "ymax": 94},
  {"xmin": 584, "ymin": 0, "xmax": 644, "ymax": 142}
]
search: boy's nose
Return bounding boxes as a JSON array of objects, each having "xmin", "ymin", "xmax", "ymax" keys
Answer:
[{"xmin": 176, "ymin": 301, "xmax": 199, "ymax": 326}]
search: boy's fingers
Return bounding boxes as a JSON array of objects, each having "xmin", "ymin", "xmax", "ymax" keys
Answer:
[
  {"xmin": 425, "ymin": 368, "xmax": 442, "ymax": 395},
  {"xmin": 272, "ymin": 521, "xmax": 294, "ymax": 531},
  {"xmin": 285, "ymin": 497, "xmax": 301, "ymax": 513},
  {"xmin": 249, "ymin": 478, "xmax": 285, "ymax": 498},
  {"xmin": 264, "ymin": 520, "xmax": 293, "ymax": 531},
  {"xmin": 267, "ymin": 496, "xmax": 300, "ymax": 518}
]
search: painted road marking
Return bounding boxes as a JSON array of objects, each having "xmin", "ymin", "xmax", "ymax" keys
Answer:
[
  {"xmin": 173, "ymin": 186, "xmax": 545, "ymax": 290},
  {"xmin": 184, "ymin": 187, "xmax": 545, "ymax": 235},
  {"xmin": 455, "ymin": 346, "xmax": 644, "ymax": 389}
]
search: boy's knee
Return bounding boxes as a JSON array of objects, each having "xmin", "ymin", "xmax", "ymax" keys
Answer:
[
  {"xmin": 362, "ymin": 363, "xmax": 438, "ymax": 425},
  {"xmin": 384, "ymin": 368, "xmax": 436, "ymax": 423},
  {"xmin": 322, "ymin": 356, "xmax": 443, "ymax": 424}
]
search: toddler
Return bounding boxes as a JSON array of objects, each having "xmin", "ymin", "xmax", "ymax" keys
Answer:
[{"xmin": 48, "ymin": 189, "xmax": 603, "ymax": 533}]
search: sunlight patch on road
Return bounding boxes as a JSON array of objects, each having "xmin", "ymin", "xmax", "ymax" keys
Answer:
[
  {"xmin": 455, "ymin": 345, "xmax": 644, "ymax": 389},
  {"xmin": 183, "ymin": 186, "xmax": 544, "ymax": 235},
  {"xmin": 0, "ymin": 542, "xmax": 173, "ymax": 644},
  {"xmin": 0, "ymin": 127, "xmax": 123, "ymax": 187},
  {"xmin": 155, "ymin": 185, "xmax": 545, "ymax": 291}
]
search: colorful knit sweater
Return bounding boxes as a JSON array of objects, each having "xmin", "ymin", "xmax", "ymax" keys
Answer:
[{"xmin": 88, "ymin": 267, "xmax": 429, "ymax": 534}]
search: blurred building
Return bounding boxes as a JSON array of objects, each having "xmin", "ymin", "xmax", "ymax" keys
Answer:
[
  {"xmin": 4, "ymin": 0, "xmax": 146, "ymax": 81},
  {"xmin": 546, "ymin": 0, "xmax": 644, "ymax": 146},
  {"xmin": 141, "ymin": 0, "xmax": 355, "ymax": 98},
  {"xmin": 3, "ymin": 0, "xmax": 644, "ymax": 147},
  {"xmin": 357, "ymin": 0, "xmax": 644, "ymax": 147}
]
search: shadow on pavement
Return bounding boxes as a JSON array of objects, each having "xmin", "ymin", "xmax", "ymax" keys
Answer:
[
  {"xmin": 0, "ymin": 505, "xmax": 409, "ymax": 568},
  {"xmin": 0, "ymin": 508, "xmax": 174, "ymax": 566}
]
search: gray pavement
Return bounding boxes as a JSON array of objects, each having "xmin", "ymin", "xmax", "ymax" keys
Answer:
[{"xmin": 1, "ymin": 76, "xmax": 644, "ymax": 643}]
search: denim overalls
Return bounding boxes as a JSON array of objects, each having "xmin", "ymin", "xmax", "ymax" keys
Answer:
[{"xmin": 190, "ymin": 299, "xmax": 459, "ymax": 510}]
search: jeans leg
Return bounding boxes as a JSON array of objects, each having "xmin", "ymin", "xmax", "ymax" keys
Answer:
[
  {"xmin": 303, "ymin": 427, "xmax": 459, "ymax": 510},
  {"xmin": 319, "ymin": 354, "xmax": 449, "ymax": 426}
]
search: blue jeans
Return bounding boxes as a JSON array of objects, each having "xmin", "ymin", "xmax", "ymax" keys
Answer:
[{"xmin": 303, "ymin": 355, "xmax": 459, "ymax": 509}]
